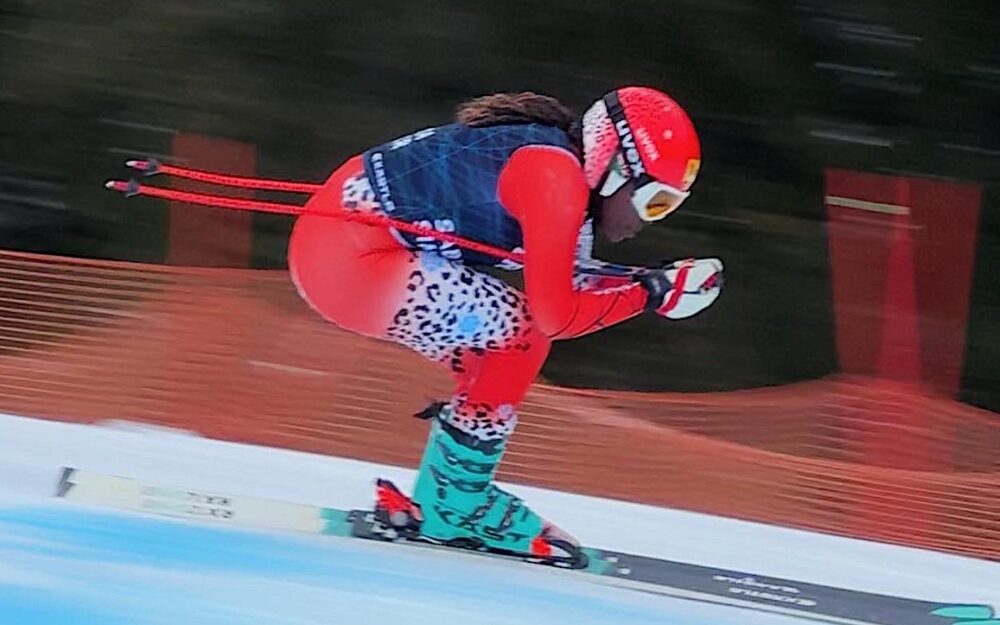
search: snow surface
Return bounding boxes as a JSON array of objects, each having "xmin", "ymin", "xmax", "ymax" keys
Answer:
[{"xmin": 0, "ymin": 412, "xmax": 997, "ymax": 624}]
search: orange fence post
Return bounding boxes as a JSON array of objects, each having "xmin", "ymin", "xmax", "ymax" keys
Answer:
[
  {"xmin": 825, "ymin": 169, "xmax": 982, "ymax": 543},
  {"xmin": 167, "ymin": 134, "xmax": 255, "ymax": 267}
]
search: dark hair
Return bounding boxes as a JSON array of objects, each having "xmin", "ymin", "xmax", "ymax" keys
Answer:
[{"xmin": 455, "ymin": 92, "xmax": 582, "ymax": 150}]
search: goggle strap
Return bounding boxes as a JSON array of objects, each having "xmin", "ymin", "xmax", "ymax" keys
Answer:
[{"xmin": 603, "ymin": 91, "xmax": 636, "ymax": 179}]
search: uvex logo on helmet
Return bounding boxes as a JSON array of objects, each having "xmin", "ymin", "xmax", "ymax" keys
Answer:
[{"xmin": 613, "ymin": 119, "xmax": 646, "ymax": 178}]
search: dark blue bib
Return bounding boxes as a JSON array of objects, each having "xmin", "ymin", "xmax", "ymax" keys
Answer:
[{"xmin": 362, "ymin": 123, "xmax": 576, "ymax": 267}]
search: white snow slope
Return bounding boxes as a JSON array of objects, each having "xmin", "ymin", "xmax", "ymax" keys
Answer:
[{"xmin": 0, "ymin": 412, "xmax": 996, "ymax": 625}]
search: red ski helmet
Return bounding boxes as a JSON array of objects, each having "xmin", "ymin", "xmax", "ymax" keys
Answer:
[{"xmin": 581, "ymin": 86, "xmax": 701, "ymax": 222}]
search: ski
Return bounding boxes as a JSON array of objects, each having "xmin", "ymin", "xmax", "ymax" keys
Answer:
[{"xmin": 54, "ymin": 467, "xmax": 995, "ymax": 625}]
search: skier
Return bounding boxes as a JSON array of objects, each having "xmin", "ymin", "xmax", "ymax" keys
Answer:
[
  {"xmin": 106, "ymin": 87, "xmax": 723, "ymax": 564},
  {"xmin": 284, "ymin": 86, "xmax": 722, "ymax": 565}
]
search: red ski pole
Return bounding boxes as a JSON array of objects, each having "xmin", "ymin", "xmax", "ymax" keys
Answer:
[
  {"xmin": 105, "ymin": 179, "xmax": 526, "ymax": 264},
  {"xmin": 108, "ymin": 159, "xmax": 649, "ymax": 278}
]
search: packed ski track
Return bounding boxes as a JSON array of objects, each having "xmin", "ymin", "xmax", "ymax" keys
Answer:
[{"xmin": 1, "ymin": 412, "xmax": 997, "ymax": 625}]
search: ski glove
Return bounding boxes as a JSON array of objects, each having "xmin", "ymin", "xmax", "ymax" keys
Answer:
[{"xmin": 636, "ymin": 258, "xmax": 724, "ymax": 320}]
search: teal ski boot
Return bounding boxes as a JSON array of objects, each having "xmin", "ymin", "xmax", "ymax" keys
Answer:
[{"xmin": 365, "ymin": 402, "xmax": 587, "ymax": 568}]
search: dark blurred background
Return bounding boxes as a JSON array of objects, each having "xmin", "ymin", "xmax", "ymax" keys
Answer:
[{"xmin": 1, "ymin": 0, "xmax": 997, "ymax": 408}]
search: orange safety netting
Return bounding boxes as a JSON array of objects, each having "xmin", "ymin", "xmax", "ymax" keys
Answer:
[{"xmin": 1, "ymin": 249, "xmax": 998, "ymax": 560}]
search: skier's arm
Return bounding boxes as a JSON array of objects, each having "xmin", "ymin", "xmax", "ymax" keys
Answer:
[
  {"xmin": 571, "ymin": 224, "xmax": 644, "ymax": 289},
  {"xmin": 497, "ymin": 145, "xmax": 648, "ymax": 339},
  {"xmin": 574, "ymin": 258, "xmax": 650, "ymax": 290}
]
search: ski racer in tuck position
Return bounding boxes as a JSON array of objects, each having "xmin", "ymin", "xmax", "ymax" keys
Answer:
[
  {"xmin": 290, "ymin": 86, "xmax": 722, "ymax": 565},
  {"xmin": 111, "ymin": 85, "xmax": 724, "ymax": 567}
]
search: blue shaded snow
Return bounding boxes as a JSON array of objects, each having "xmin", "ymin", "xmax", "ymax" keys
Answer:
[{"xmin": 0, "ymin": 505, "xmax": 804, "ymax": 625}]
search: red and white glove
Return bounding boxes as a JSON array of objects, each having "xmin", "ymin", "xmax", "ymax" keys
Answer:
[{"xmin": 636, "ymin": 258, "xmax": 724, "ymax": 319}]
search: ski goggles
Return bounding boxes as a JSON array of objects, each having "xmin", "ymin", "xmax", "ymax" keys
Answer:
[{"xmin": 600, "ymin": 155, "xmax": 690, "ymax": 223}]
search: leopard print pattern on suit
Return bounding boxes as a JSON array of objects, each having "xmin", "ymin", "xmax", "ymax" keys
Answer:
[{"xmin": 385, "ymin": 254, "xmax": 534, "ymax": 367}]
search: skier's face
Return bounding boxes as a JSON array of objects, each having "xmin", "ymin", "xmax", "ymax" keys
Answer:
[{"xmin": 597, "ymin": 180, "xmax": 645, "ymax": 243}]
